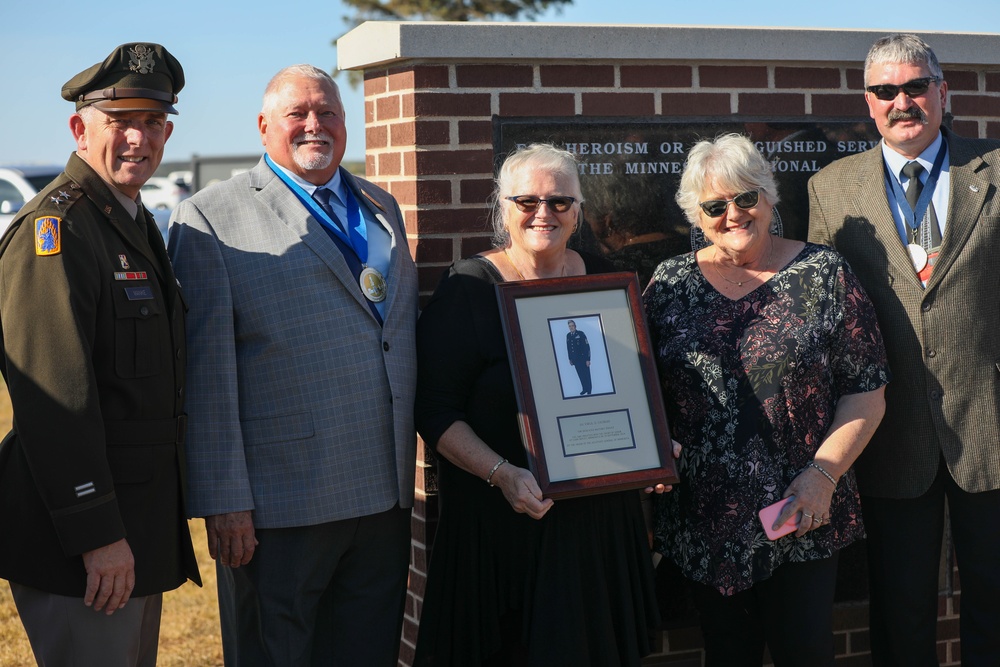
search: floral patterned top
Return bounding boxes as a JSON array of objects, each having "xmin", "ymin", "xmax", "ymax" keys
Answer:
[{"xmin": 643, "ymin": 243, "xmax": 889, "ymax": 596}]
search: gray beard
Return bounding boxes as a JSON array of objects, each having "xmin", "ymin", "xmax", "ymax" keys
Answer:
[{"xmin": 293, "ymin": 149, "xmax": 333, "ymax": 172}]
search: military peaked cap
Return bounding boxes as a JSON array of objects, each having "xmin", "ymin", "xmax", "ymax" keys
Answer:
[{"xmin": 61, "ymin": 43, "xmax": 184, "ymax": 114}]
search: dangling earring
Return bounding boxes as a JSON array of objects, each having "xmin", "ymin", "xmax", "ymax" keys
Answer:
[
  {"xmin": 690, "ymin": 223, "xmax": 710, "ymax": 251},
  {"xmin": 770, "ymin": 207, "xmax": 784, "ymax": 238}
]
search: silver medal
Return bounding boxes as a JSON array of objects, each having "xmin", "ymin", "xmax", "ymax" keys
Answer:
[{"xmin": 907, "ymin": 243, "xmax": 928, "ymax": 272}]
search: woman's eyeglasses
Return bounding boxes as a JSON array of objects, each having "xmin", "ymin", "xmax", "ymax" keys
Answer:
[
  {"xmin": 505, "ymin": 195, "xmax": 577, "ymax": 213},
  {"xmin": 865, "ymin": 77, "xmax": 941, "ymax": 101},
  {"xmin": 698, "ymin": 190, "xmax": 760, "ymax": 218}
]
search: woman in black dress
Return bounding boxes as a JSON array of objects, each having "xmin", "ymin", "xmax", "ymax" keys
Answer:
[{"xmin": 414, "ymin": 144, "xmax": 664, "ymax": 666}]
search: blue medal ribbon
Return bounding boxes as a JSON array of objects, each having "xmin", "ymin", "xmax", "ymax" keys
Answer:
[
  {"xmin": 264, "ymin": 154, "xmax": 369, "ymax": 264},
  {"xmin": 884, "ymin": 138, "xmax": 947, "ymax": 247}
]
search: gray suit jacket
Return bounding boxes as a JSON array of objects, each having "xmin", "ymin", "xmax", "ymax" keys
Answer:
[
  {"xmin": 808, "ymin": 129, "xmax": 1000, "ymax": 498},
  {"xmin": 168, "ymin": 158, "xmax": 418, "ymax": 527}
]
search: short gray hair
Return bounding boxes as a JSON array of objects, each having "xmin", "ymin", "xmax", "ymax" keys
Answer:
[
  {"xmin": 864, "ymin": 33, "xmax": 943, "ymax": 86},
  {"xmin": 261, "ymin": 65, "xmax": 340, "ymax": 118},
  {"xmin": 77, "ymin": 105, "xmax": 98, "ymax": 123},
  {"xmin": 489, "ymin": 143, "xmax": 583, "ymax": 247},
  {"xmin": 675, "ymin": 133, "xmax": 779, "ymax": 226}
]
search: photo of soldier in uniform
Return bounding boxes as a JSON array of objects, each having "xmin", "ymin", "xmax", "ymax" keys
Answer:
[{"xmin": 549, "ymin": 315, "xmax": 615, "ymax": 399}]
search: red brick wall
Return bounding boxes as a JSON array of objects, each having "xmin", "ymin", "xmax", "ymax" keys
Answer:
[{"xmin": 362, "ymin": 59, "xmax": 1000, "ymax": 667}]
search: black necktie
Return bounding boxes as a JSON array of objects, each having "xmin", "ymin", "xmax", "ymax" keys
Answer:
[{"xmin": 901, "ymin": 161, "xmax": 941, "ymax": 246}]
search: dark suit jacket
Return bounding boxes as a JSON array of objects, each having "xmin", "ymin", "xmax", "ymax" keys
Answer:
[
  {"xmin": 169, "ymin": 159, "xmax": 419, "ymax": 528},
  {"xmin": 808, "ymin": 129, "xmax": 1000, "ymax": 498},
  {"xmin": 0, "ymin": 153, "xmax": 200, "ymax": 596}
]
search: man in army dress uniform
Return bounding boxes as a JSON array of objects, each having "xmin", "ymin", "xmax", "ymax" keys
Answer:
[
  {"xmin": 0, "ymin": 43, "xmax": 200, "ymax": 666},
  {"xmin": 566, "ymin": 319, "xmax": 592, "ymax": 395}
]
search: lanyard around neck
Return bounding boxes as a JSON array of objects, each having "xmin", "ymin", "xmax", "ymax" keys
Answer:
[
  {"xmin": 264, "ymin": 154, "xmax": 368, "ymax": 263},
  {"xmin": 884, "ymin": 138, "xmax": 947, "ymax": 241}
]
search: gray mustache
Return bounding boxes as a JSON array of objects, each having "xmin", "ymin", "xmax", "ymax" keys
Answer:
[{"xmin": 887, "ymin": 107, "xmax": 927, "ymax": 126}]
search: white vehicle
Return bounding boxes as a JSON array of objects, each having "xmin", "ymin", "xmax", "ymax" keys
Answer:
[
  {"xmin": 0, "ymin": 166, "xmax": 64, "ymax": 235},
  {"xmin": 140, "ymin": 176, "xmax": 190, "ymax": 211},
  {"xmin": 166, "ymin": 170, "xmax": 193, "ymax": 188}
]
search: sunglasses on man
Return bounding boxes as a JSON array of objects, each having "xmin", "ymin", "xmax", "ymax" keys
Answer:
[
  {"xmin": 505, "ymin": 195, "xmax": 577, "ymax": 213},
  {"xmin": 699, "ymin": 190, "xmax": 760, "ymax": 218},
  {"xmin": 865, "ymin": 77, "xmax": 941, "ymax": 102}
]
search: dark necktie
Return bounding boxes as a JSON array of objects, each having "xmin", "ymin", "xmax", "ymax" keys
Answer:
[
  {"xmin": 312, "ymin": 187, "xmax": 342, "ymax": 230},
  {"xmin": 901, "ymin": 161, "xmax": 941, "ymax": 246},
  {"xmin": 311, "ymin": 187, "xmax": 383, "ymax": 326}
]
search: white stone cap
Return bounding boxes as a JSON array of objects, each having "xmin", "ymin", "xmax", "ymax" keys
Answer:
[{"xmin": 337, "ymin": 21, "xmax": 1000, "ymax": 71}]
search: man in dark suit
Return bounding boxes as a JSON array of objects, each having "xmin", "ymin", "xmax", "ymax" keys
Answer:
[
  {"xmin": 566, "ymin": 319, "xmax": 592, "ymax": 395},
  {"xmin": 808, "ymin": 33, "xmax": 1000, "ymax": 666},
  {"xmin": 0, "ymin": 43, "xmax": 200, "ymax": 666},
  {"xmin": 169, "ymin": 65, "xmax": 419, "ymax": 666}
]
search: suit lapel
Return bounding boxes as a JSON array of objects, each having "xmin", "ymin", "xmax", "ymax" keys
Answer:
[
  {"xmin": 67, "ymin": 154, "xmax": 167, "ymax": 284},
  {"xmin": 115, "ymin": 206, "xmax": 169, "ymax": 287},
  {"xmin": 850, "ymin": 148, "xmax": 925, "ymax": 288},
  {"xmin": 342, "ymin": 170, "xmax": 404, "ymax": 318},
  {"xmin": 137, "ymin": 206, "xmax": 178, "ymax": 308},
  {"xmin": 252, "ymin": 162, "xmax": 376, "ymax": 319},
  {"xmin": 929, "ymin": 133, "xmax": 988, "ymax": 290}
]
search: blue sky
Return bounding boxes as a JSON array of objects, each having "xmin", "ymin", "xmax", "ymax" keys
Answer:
[{"xmin": 1, "ymin": 0, "xmax": 997, "ymax": 167}]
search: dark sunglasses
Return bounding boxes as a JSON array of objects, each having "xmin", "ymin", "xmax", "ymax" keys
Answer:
[
  {"xmin": 698, "ymin": 190, "xmax": 760, "ymax": 218},
  {"xmin": 505, "ymin": 195, "xmax": 577, "ymax": 213},
  {"xmin": 865, "ymin": 77, "xmax": 941, "ymax": 102}
]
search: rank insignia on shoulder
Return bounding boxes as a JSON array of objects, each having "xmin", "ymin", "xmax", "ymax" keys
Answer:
[{"xmin": 35, "ymin": 217, "xmax": 61, "ymax": 256}]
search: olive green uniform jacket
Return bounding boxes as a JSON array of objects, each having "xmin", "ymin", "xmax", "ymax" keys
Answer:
[{"xmin": 0, "ymin": 153, "xmax": 200, "ymax": 596}]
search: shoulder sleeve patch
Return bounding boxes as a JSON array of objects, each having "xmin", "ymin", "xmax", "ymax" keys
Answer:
[{"xmin": 35, "ymin": 217, "xmax": 61, "ymax": 256}]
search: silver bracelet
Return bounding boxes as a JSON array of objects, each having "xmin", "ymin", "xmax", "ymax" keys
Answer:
[
  {"xmin": 807, "ymin": 460, "xmax": 837, "ymax": 487},
  {"xmin": 486, "ymin": 458, "xmax": 508, "ymax": 486}
]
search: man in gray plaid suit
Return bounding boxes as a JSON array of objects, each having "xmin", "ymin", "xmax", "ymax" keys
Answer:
[
  {"xmin": 809, "ymin": 33, "xmax": 1000, "ymax": 667},
  {"xmin": 169, "ymin": 64, "xmax": 418, "ymax": 666}
]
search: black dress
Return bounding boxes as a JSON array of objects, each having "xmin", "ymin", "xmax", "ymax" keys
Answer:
[{"xmin": 414, "ymin": 254, "xmax": 659, "ymax": 667}]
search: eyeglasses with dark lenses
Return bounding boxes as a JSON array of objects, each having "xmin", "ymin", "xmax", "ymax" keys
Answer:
[
  {"xmin": 505, "ymin": 195, "xmax": 577, "ymax": 213},
  {"xmin": 698, "ymin": 190, "xmax": 760, "ymax": 218},
  {"xmin": 865, "ymin": 77, "xmax": 940, "ymax": 102}
]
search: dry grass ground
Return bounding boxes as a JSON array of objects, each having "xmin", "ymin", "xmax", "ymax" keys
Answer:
[{"xmin": 0, "ymin": 385, "xmax": 224, "ymax": 666}]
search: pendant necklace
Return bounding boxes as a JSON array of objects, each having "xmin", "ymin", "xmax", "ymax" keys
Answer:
[
  {"xmin": 713, "ymin": 236, "xmax": 774, "ymax": 287},
  {"xmin": 504, "ymin": 248, "xmax": 567, "ymax": 280}
]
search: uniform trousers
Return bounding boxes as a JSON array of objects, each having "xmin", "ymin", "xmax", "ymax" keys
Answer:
[
  {"xmin": 691, "ymin": 554, "xmax": 839, "ymax": 667},
  {"xmin": 10, "ymin": 582, "xmax": 162, "ymax": 667},
  {"xmin": 220, "ymin": 503, "xmax": 411, "ymax": 667},
  {"xmin": 571, "ymin": 361, "xmax": 592, "ymax": 395},
  {"xmin": 863, "ymin": 457, "xmax": 1000, "ymax": 667}
]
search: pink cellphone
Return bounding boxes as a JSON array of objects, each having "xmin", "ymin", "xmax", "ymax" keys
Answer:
[{"xmin": 758, "ymin": 497, "xmax": 798, "ymax": 540}]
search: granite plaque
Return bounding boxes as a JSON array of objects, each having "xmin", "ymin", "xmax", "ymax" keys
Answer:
[{"xmin": 494, "ymin": 117, "xmax": 882, "ymax": 288}]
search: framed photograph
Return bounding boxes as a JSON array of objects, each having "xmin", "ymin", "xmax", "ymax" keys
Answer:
[{"xmin": 496, "ymin": 272, "xmax": 677, "ymax": 499}]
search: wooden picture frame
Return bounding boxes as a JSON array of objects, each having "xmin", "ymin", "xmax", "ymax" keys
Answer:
[{"xmin": 496, "ymin": 272, "xmax": 678, "ymax": 499}]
